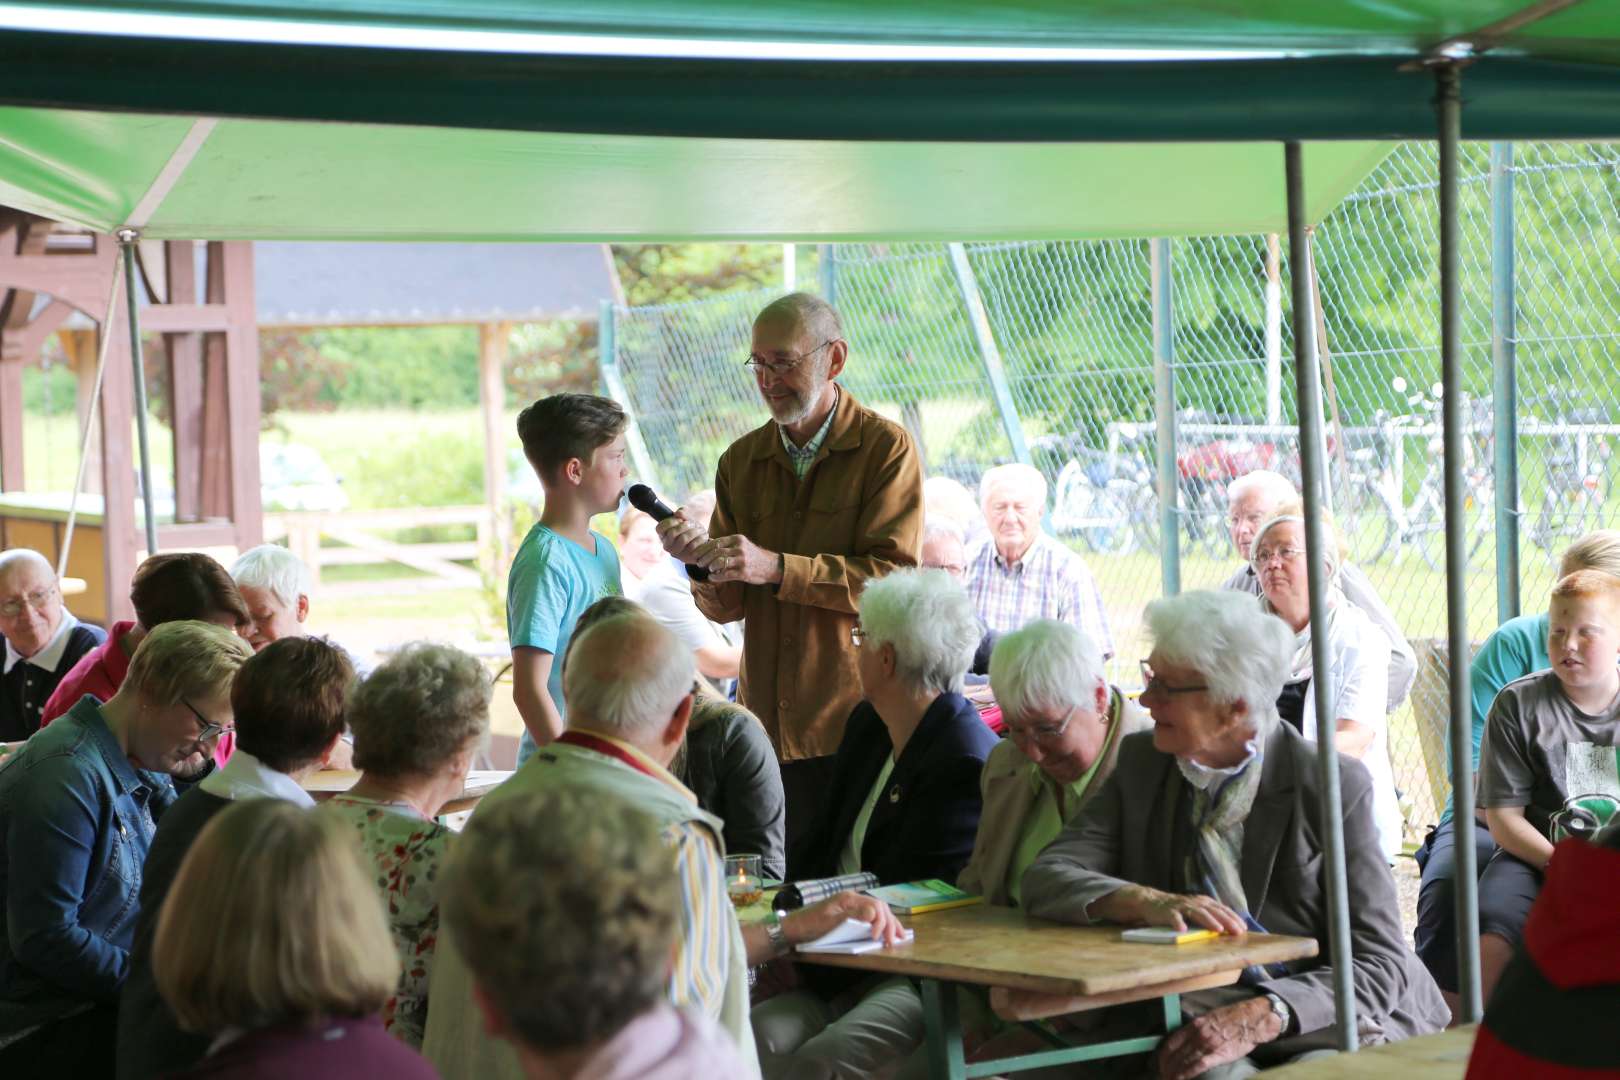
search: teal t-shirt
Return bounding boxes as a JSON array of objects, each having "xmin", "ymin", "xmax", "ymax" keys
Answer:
[
  {"xmin": 507, "ymin": 523, "xmax": 621, "ymax": 763},
  {"xmin": 1449, "ymin": 611, "xmax": 1549, "ymax": 822}
]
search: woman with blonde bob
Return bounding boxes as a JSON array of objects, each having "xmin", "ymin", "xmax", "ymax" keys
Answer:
[
  {"xmin": 0, "ymin": 620, "xmax": 251, "ymax": 1076},
  {"xmin": 152, "ymin": 799, "xmax": 435, "ymax": 1079}
]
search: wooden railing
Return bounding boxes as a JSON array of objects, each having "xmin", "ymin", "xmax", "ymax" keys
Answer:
[{"xmin": 262, "ymin": 505, "xmax": 493, "ymax": 594}]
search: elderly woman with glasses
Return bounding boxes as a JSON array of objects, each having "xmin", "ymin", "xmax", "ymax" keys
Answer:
[
  {"xmin": 754, "ymin": 568, "xmax": 998, "ymax": 1080},
  {"xmin": 0, "ymin": 620, "xmax": 252, "ymax": 1075},
  {"xmin": 1021, "ymin": 591, "xmax": 1445, "ymax": 1080},
  {"xmin": 1250, "ymin": 502, "xmax": 1403, "ymax": 862}
]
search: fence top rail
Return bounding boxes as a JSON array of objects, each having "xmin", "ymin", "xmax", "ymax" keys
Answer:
[{"xmin": 265, "ymin": 505, "xmax": 490, "ymax": 529}]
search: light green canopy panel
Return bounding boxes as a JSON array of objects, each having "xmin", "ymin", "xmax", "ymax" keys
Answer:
[{"xmin": 0, "ymin": 107, "xmax": 1391, "ymax": 241}]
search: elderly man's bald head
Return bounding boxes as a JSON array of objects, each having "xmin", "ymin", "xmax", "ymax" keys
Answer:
[
  {"xmin": 0, "ymin": 548, "xmax": 53, "ymax": 581},
  {"xmin": 0, "ymin": 548, "xmax": 64, "ymax": 659},
  {"xmin": 755, "ymin": 292, "xmax": 843, "ymax": 351},
  {"xmin": 563, "ymin": 612, "xmax": 695, "ymax": 743}
]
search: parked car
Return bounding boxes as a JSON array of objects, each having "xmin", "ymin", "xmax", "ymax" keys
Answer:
[{"xmin": 260, "ymin": 442, "xmax": 349, "ymax": 512}]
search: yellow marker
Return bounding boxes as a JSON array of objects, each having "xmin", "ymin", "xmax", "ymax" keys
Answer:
[{"xmin": 1120, "ymin": 927, "xmax": 1223, "ymax": 945}]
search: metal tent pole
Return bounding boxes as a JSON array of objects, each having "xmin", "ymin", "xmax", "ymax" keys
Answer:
[
  {"xmin": 1438, "ymin": 64, "xmax": 1485, "ymax": 1025},
  {"xmin": 950, "ymin": 243, "xmax": 1032, "ymax": 468},
  {"xmin": 1151, "ymin": 238, "xmax": 1180, "ymax": 596},
  {"xmin": 1284, "ymin": 142, "xmax": 1358, "ymax": 1053},
  {"xmin": 595, "ymin": 299, "xmax": 658, "ymax": 489},
  {"xmin": 1490, "ymin": 142, "xmax": 1520, "ymax": 623},
  {"xmin": 117, "ymin": 230, "xmax": 159, "ymax": 557}
]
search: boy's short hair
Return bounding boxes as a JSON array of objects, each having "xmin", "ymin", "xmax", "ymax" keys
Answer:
[
  {"xmin": 1550, "ymin": 568, "xmax": 1620, "ymax": 612},
  {"xmin": 516, "ymin": 393, "xmax": 627, "ymax": 479}
]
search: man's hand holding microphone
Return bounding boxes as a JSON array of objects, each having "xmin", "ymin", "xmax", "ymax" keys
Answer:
[{"xmin": 633, "ymin": 484, "xmax": 784, "ymax": 587}]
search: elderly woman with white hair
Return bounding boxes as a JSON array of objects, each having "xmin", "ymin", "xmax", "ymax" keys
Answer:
[
  {"xmin": 1250, "ymin": 502, "xmax": 1402, "ymax": 861},
  {"xmin": 1022, "ymin": 590, "xmax": 1446, "ymax": 1080},
  {"xmin": 754, "ymin": 568, "xmax": 998, "ymax": 1080}
]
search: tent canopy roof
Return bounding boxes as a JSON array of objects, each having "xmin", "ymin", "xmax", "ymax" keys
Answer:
[{"xmin": 0, "ymin": 2, "xmax": 1617, "ymax": 241}]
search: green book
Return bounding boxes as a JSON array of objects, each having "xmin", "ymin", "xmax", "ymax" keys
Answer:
[{"xmin": 865, "ymin": 879, "xmax": 983, "ymax": 915}]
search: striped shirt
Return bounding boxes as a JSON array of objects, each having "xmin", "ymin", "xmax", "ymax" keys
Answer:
[
  {"xmin": 965, "ymin": 532, "xmax": 1115, "ymax": 658},
  {"xmin": 779, "ymin": 386, "xmax": 840, "ymax": 480},
  {"xmin": 587, "ymin": 734, "xmax": 735, "ymax": 1020}
]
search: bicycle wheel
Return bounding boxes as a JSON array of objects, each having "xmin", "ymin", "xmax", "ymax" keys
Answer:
[
  {"xmin": 1407, "ymin": 491, "xmax": 1448, "ymax": 573},
  {"xmin": 1341, "ymin": 481, "xmax": 1397, "ymax": 566}
]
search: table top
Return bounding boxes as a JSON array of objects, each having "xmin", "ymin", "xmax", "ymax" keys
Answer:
[
  {"xmin": 301, "ymin": 769, "xmax": 512, "ymax": 815},
  {"xmin": 1263, "ymin": 1025, "xmax": 1475, "ymax": 1078},
  {"xmin": 795, "ymin": 903, "xmax": 1318, "ymax": 996}
]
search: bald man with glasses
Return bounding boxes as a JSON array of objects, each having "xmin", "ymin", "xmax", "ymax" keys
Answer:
[
  {"xmin": 0, "ymin": 550, "xmax": 105, "ymax": 744},
  {"xmin": 659, "ymin": 293, "xmax": 924, "ymax": 867}
]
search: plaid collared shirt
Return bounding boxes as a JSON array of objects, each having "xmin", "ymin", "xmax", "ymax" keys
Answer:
[
  {"xmin": 965, "ymin": 531, "xmax": 1115, "ymax": 658},
  {"xmin": 779, "ymin": 387, "xmax": 841, "ymax": 480}
]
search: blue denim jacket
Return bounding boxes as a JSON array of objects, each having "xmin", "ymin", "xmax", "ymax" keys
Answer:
[{"xmin": 0, "ymin": 695, "xmax": 176, "ymax": 1035}]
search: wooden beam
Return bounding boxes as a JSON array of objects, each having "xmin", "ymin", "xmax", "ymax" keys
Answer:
[
  {"xmin": 63, "ymin": 329, "xmax": 102, "ymax": 495},
  {"xmin": 199, "ymin": 244, "xmax": 231, "ymax": 518},
  {"xmin": 156, "ymin": 521, "xmax": 240, "ymax": 548},
  {"xmin": 479, "ymin": 320, "xmax": 511, "ymax": 576},
  {"xmin": 98, "ymin": 311, "xmax": 137, "ymax": 620},
  {"xmin": 220, "ymin": 242, "xmax": 263, "ymax": 549},
  {"xmin": 0, "ymin": 299, "xmax": 73, "ymax": 363},
  {"xmin": 0, "ymin": 214, "xmax": 50, "ymax": 333},
  {"xmin": 0, "ymin": 355, "xmax": 22, "ymax": 491},
  {"xmin": 0, "ymin": 251, "xmax": 116, "ymax": 316},
  {"xmin": 165, "ymin": 241, "xmax": 203, "ymax": 522},
  {"xmin": 139, "ymin": 303, "xmax": 231, "ymax": 333}
]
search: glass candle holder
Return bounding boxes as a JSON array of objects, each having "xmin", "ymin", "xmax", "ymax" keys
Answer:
[{"xmin": 725, "ymin": 853, "xmax": 764, "ymax": 908}]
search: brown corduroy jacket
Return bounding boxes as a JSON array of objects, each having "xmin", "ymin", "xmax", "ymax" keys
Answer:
[{"xmin": 692, "ymin": 388, "xmax": 923, "ymax": 761}]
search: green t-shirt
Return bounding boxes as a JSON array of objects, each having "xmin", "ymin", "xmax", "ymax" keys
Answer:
[
  {"xmin": 1004, "ymin": 706, "xmax": 1119, "ymax": 906},
  {"xmin": 838, "ymin": 755, "xmax": 895, "ymax": 877}
]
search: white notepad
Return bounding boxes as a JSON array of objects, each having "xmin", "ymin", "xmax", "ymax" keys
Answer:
[{"xmin": 795, "ymin": 918, "xmax": 915, "ymax": 955}]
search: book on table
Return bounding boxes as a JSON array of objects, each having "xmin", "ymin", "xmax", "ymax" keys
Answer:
[
  {"xmin": 795, "ymin": 918, "xmax": 915, "ymax": 955},
  {"xmin": 865, "ymin": 879, "xmax": 983, "ymax": 915}
]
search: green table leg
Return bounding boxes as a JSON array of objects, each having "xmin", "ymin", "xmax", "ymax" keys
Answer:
[{"xmin": 921, "ymin": 979, "xmax": 966, "ymax": 1080}]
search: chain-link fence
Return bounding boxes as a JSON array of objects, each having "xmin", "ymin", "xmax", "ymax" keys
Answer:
[{"xmin": 608, "ymin": 141, "xmax": 1620, "ymax": 850}]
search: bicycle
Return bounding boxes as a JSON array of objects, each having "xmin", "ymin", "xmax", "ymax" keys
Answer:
[
  {"xmin": 1525, "ymin": 391, "xmax": 1612, "ymax": 556},
  {"xmin": 1336, "ymin": 378, "xmax": 1493, "ymax": 571}
]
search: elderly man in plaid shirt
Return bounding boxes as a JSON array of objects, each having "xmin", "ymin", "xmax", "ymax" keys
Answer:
[{"xmin": 964, "ymin": 463, "xmax": 1114, "ymax": 659}]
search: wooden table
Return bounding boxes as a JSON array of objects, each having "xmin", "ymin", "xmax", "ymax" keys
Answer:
[
  {"xmin": 1262, "ymin": 1025, "xmax": 1475, "ymax": 1079},
  {"xmin": 300, "ymin": 769, "xmax": 512, "ymax": 817},
  {"xmin": 796, "ymin": 903, "xmax": 1319, "ymax": 1080}
]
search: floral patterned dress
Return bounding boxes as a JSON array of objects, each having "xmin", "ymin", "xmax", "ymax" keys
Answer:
[{"xmin": 323, "ymin": 794, "xmax": 453, "ymax": 1048}]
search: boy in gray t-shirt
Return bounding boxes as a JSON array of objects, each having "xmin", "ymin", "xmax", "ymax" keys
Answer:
[{"xmin": 1474, "ymin": 568, "xmax": 1620, "ymax": 1003}]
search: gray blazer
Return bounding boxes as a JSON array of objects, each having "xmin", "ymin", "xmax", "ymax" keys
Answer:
[
  {"xmin": 1222, "ymin": 561, "xmax": 1417, "ymax": 712},
  {"xmin": 1021, "ymin": 725, "xmax": 1447, "ymax": 1053}
]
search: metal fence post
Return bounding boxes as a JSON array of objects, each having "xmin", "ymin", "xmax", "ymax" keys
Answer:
[
  {"xmin": 1285, "ymin": 142, "xmax": 1358, "ymax": 1052},
  {"xmin": 818, "ymin": 243, "xmax": 837, "ymax": 307},
  {"xmin": 1439, "ymin": 64, "xmax": 1485, "ymax": 1026},
  {"xmin": 1264, "ymin": 234, "xmax": 1284, "ymax": 426},
  {"xmin": 1151, "ymin": 238, "xmax": 1180, "ymax": 596},
  {"xmin": 1490, "ymin": 142, "xmax": 1520, "ymax": 622},
  {"xmin": 948, "ymin": 243, "xmax": 1032, "ymax": 468},
  {"xmin": 596, "ymin": 299, "xmax": 660, "ymax": 489}
]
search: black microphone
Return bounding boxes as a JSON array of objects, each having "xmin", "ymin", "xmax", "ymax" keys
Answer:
[{"xmin": 627, "ymin": 483, "xmax": 710, "ymax": 582}]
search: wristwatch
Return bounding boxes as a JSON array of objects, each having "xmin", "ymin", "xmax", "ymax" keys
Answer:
[
  {"xmin": 763, "ymin": 908, "xmax": 789, "ymax": 957},
  {"xmin": 1263, "ymin": 992, "xmax": 1294, "ymax": 1035}
]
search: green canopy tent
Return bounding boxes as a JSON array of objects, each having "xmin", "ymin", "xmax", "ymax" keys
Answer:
[{"xmin": 4, "ymin": 0, "xmax": 1616, "ymax": 1067}]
